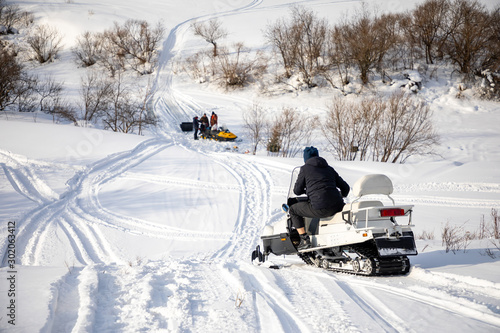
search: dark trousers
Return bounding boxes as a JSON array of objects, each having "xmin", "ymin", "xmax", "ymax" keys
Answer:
[
  {"xmin": 194, "ymin": 128, "xmax": 198, "ymax": 140},
  {"xmin": 289, "ymin": 201, "xmax": 342, "ymax": 229}
]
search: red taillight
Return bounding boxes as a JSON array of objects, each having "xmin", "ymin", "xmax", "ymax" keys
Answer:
[{"xmin": 380, "ymin": 208, "xmax": 405, "ymax": 217}]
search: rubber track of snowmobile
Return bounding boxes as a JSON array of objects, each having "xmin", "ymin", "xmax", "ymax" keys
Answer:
[{"xmin": 298, "ymin": 246, "xmax": 410, "ymax": 276}]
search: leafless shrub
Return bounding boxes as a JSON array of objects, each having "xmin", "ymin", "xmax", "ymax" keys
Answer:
[
  {"xmin": 36, "ymin": 75, "xmax": 63, "ymax": 113},
  {"xmin": 26, "ymin": 24, "xmax": 63, "ymax": 63},
  {"xmin": 13, "ymin": 73, "xmax": 38, "ymax": 112},
  {"xmin": 96, "ymin": 31, "xmax": 125, "ymax": 77},
  {"xmin": 374, "ymin": 91, "xmax": 439, "ymax": 163},
  {"xmin": 80, "ymin": 70, "xmax": 113, "ymax": 123},
  {"xmin": 192, "ymin": 18, "xmax": 227, "ymax": 57},
  {"xmin": 72, "ymin": 31, "xmax": 102, "ymax": 67},
  {"xmin": 215, "ymin": 43, "xmax": 267, "ymax": 88},
  {"xmin": 267, "ymin": 107, "xmax": 317, "ymax": 157},
  {"xmin": 264, "ymin": 17, "xmax": 296, "ymax": 79},
  {"xmin": 265, "ymin": 6, "xmax": 328, "ymax": 87},
  {"xmin": 103, "ymin": 19, "xmax": 165, "ymax": 75},
  {"xmin": 0, "ymin": 3, "xmax": 23, "ymax": 33},
  {"xmin": 235, "ymin": 290, "xmax": 245, "ymax": 308},
  {"xmin": 182, "ymin": 50, "xmax": 214, "ymax": 82},
  {"xmin": 322, "ymin": 96, "xmax": 383, "ymax": 161},
  {"xmin": 52, "ymin": 100, "xmax": 78, "ymax": 125},
  {"xmin": 323, "ymin": 25, "xmax": 352, "ymax": 92},
  {"xmin": 408, "ymin": 0, "xmax": 450, "ymax": 65},
  {"xmin": 101, "ymin": 73, "xmax": 156, "ymax": 134},
  {"xmin": 289, "ymin": 6, "xmax": 328, "ymax": 87},
  {"xmin": 418, "ymin": 230, "xmax": 435, "ymax": 240},
  {"xmin": 322, "ymin": 92, "xmax": 437, "ymax": 162},
  {"xmin": 243, "ymin": 103, "xmax": 268, "ymax": 155},
  {"xmin": 444, "ymin": 0, "xmax": 495, "ymax": 79},
  {"xmin": 337, "ymin": 5, "xmax": 398, "ymax": 84},
  {"xmin": 441, "ymin": 222, "xmax": 467, "ymax": 253},
  {"xmin": 492, "ymin": 208, "xmax": 499, "ymax": 239},
  {"xmin": 395, "ymin": 13, "xmax": 421, "ymax": 71},
  {"xmin": 0, "ymin": 45, "xmax": 22, "ymax": 110}
]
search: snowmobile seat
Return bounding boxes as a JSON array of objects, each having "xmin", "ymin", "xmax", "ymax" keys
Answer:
[{"xmin": 310, "ymin": 200, "xmax": 385, "ymax": 227}]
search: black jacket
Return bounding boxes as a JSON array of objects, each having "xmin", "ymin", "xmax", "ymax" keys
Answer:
[{"xmin": 294, "ymin": 156, "xmax": 350, "ymax": 210}]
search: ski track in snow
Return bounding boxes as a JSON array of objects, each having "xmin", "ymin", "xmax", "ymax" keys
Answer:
[{"xmin": 2, "ymin": 0, "xmax": 500, "ymax": 332}]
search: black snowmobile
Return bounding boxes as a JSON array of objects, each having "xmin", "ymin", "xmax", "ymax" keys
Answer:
[{"xmin": 252, "ymin": 170, "xmax": 418, "ymax": 276}]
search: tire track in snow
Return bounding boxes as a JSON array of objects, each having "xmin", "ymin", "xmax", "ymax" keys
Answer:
[
  {"xmin": 0, "ymin": 150, "xmax": 58, "ymax": 205},
  {"xmin": 123, "ymin": 171, "xmax": 242, "ymax": 192},
  {"xmin": 332, "ymin": 271, "xmax": 500, "ymax": 330},
  {"xmin": 4, "ymin": 138, "xmax": 171, "ymax": 266},
  {"xmin": 208, "ymin": 153, "xmax": 273, "ymax": 260}
]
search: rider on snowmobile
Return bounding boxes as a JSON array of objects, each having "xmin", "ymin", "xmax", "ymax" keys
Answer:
[{"xmin": 289, "ymin": 147, "xmax": 350, "ymax": 250}]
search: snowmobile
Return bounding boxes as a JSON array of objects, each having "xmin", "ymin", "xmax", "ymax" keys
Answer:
[
  {"xmin": 252, "ymin": 170, "xmax": 418, "ymax": 276},
  {"xmin": 200, "ymin": 126, "xmax": 237, "ymax": 142}
]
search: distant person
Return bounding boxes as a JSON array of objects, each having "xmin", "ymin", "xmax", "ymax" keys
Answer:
[
  {"xmin": 200, "ymin": 113, "xmax": 209, "ymax": 134},
  {"xmin": 193, "ymin": 116, "xmax": 199, "ymax": 140},
  {"xmin": 210, "ymin": 111, "xmax": 218, "ymax": 131},
  {"xmin": 289, "ymin": 146, "xmax": 350, "ymax": 250}
]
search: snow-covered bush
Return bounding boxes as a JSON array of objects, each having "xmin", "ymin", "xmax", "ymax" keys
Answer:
[
  {"xmin": 0, "ymin": 45, "xmax": 22, "ymax": 110},
  {"xmin": 266, "ymin": 106, "xmax": 317, "ymax": 157},
  {"xmin": 26, "ymin": 24, "xmax": 63, "ymax": 63},
  {"xmin": 72, "ymin": 31, "xmax": 102, "ymax": 67},
  {"xmin": 104, "ymin": 19, "xmax": 165, "ymax": 75},
  {"xmin": 215, "ymin": 43, "xmax": 267, "ymax": 89},
  {"xmin": 322, "ymin": 91, "xmax": 439, "ymax": 163}
]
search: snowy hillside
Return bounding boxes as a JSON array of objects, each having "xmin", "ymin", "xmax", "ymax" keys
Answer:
[{"xmin": 1, "ymin": 0, "xmax": 500, "ymax": 332}]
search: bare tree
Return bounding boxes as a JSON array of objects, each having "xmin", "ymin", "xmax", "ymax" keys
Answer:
[
  {"xmin": 291, "ymin": 6, "xmax": 328, "ymax": 87},
  {"xmin": 410, "ymin": 0, "xmax": 450, "ymax": 65},
  {"xmin": 264, "ymin": 17, "xmax": 297, "ymax": 78},
  {"xmin": 0, "ymin": 3, "xmax": 23, "ymax": 33},
  {"xmin": 0, "ymin": 45, "xmax": 21, "ymax": 110},
  {"xmin": 107, "ymin": 19, "xmax": 165, "ymax": 74},
  {"xmin": 192, "ymin": 19, "xmax": 227, "ymax": 57},
  {"xmin": 322, "ymin": 96, "xmax": 383, "ymax": 161},
  {"xmin": 265, "ymin": 6, "xmax": 328, "ymax": 87},
  {"xmin": 97, "ymin": 30, "xmax": 125, "ymax": 77},
  {"xmin": 36, "ymin": 76, "xmax": 64, "ymax": 121},
  {"xmin": 72, "ymin": 31, "xmax": 102, "ymax": 67},
  {"xmin": 322, "ymin": 92, "xmax": 438, "ymax": 163},
  {"xmin": 215, "ymin": 43, "xmax": 267, "ymax": 88},
  {"xmin": 443, "ymin": 0, "xmax": 496, "ymax": 79},
  {"xmin": 13, "ymin": 73, "xmax": 38, "ymax": 113},
  {"xmin": 324, "ymin": 25, "xmax": 351, "ymax": 92},
  {"xmin": 243, "ymin": 103, "xmax": 268, "ymax": 154},
  {"xmin": 338, "ymin": 5, "xmax": 396, "ymax": 84},
  {"xmin": 80, "ymin": 70, "xmax": 113, "ymax": 123},
  {"xmin": 267, "ymin": 107, "xmax": 317, "ymax": 157},
  {"xmin": 26, "ymin": 24, "xmax": 63, "ymax": 63},
  {"xmin": 374, "ymin": 91, "xmax": 439, "ymax": 163},
  {"xmin": 102, "ymin": 72, "xmax": 155, "ymax": 134}
]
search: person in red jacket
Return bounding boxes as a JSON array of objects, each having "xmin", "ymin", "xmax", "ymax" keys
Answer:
[
  {"xmin": 210, "ymin": 111, "xmax": 218, "ymax": 131},
  {"xmin": 289, "ymin": 146, "xmax": 350, "ymax": 250}
]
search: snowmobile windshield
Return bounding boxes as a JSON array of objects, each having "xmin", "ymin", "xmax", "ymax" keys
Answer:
[{"xmin": 287, "ymin": 167, "xmax": 303, "ymax": 199}]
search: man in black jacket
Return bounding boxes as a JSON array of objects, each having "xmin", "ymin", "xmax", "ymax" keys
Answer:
[
  {"xmin": 289, "ymin": 146, "xmax": 350, "ymax": 250},
  {"xmin": 193, "ymin": 116, "xmax": 199, "ymax": 140}
]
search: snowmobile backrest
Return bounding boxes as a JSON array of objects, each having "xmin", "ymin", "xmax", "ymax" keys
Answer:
[
  {"xmin": 350, "ymin": 201, "xmax": 384, "ymax": 210},
  {"xmin": 352, "ymin": 174, "xmax": 393, "ymax": 197}
]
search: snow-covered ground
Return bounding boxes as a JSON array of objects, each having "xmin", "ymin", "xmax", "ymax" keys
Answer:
[{"xmin": 1, "ymin": 0, "xmax": 500, "ymax": 332}]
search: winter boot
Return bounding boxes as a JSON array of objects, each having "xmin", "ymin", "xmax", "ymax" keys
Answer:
[{"xmin": 297, "ymin": 233, "xmax": 311, "ymax": 251}]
